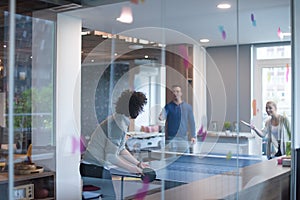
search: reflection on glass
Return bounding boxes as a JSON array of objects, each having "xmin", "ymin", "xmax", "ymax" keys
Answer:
[
  {"xmin": 211, "ymin": 121, "xmax": 218, "ymax": 132},
  {"xmin": 232, "ymin": 121, "xmax": 238, "ymax": 132},
  {"xmin": 262, "ymin": 66, "xmax": 292, "ymax": 122},
  {"xmin": 1, "ymin": 9, "xmax": 56, "ymax": 200},
  {"xmin": 2, "ymin": 12, "xmax": 55, "ymax": 149}
]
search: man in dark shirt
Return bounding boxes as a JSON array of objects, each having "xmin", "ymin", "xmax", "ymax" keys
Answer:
[{"xmin": 159, "ymin": 85, "xmax": 196, "ymax": 152}]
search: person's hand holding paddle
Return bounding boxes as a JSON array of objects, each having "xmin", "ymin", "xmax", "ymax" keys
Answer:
[
  {"xmin": 240, "ymin": 120, "xmax": 264, "ymax": 137},
  {"xmin": 141, "ymin": 168, "xmax": 156, "ymax": 183},
  {"xmin": 137, "ymin": 161, "xmax": 150, "ymax": 169},
  {"xmin": 133, "ymin": 161, "xmax": 149, "ymax": 175},
  {"xmin": 240, "ymin": 120, "xmax": 256, "ymax": 129},
  {"xmin": 136, "ymin": 161, "xmax": 156, "ymax": 183},
  {"xmin": 133, "ymin": 165, "xmax": 143, "ymax": 174}
]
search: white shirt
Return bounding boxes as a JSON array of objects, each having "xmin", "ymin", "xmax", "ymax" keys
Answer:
[{"xmin": 82, "ymin": 113, "xmax": 130, "ymax": 169}]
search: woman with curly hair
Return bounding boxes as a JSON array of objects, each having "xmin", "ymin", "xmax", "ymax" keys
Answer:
[{"xmin": 80, "ymin": 90, "xmax": 148, "ymax": 199}]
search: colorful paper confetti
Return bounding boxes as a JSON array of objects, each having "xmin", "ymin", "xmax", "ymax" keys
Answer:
[
  {"xmin": 134, "ymin": 179, "xmax": 150, "ymax": 200},
  {"xmin": 130, "ymin": 0, "xmax": 139, "ymax": 4},
  {"xmin": 277, "ymin": 27, "xmax": 283, "ymax": 39},
  {"xmin": 131, "ymin": 0, "xmax": 145, "ymax": 4},
  {"xmin": 197, "ymin": 125, "xmax": 203, "ymax": 136},
  {"xmin": 252, "ymin": 99, "xmax": 257, "ymax": 116},
  {"xmin": 178, "ymin": 45, "xmax": 189, "ymax": 69},
  {"xmin": 71, "ymin": 136, "xmax": 80, "ymax": 154},
  {"xmin": 267, "ymin": 72, "xmax": 271, "ymax": 82},
  {"xmin": 226, "ymin": 151, "xmax": 232, "ymax": 160},
  {"xmin": 201, "ymin": 131, "xmax": 207, "ymax": 141},
  {"xmin": 71, "ymin": 136, "xmax": 86, "ymax": 154},
  {"xmin": 197, "ymin": 126, "xmax": 207, "ymax": 142},
  {"xmin": 218, "ymin": 25, "xmax": 224, "ymax": 33},
  {"xmin": 251, "ymin": 13, "xmax": 256, "ymax": 26},
  {"xmin": 218, "ymin": 25, "xmax": 226, "ymax": 40},
  {"xmin": 81, "ymin": 136, "xmax": 88, "ymax": 153},
  {"xmin": 197, "ymin": 125, "xmax": 207, "ymax": 142},
  {"xmin": 286, "ymin": 63, "xmax": 289, "ymax": 82}
]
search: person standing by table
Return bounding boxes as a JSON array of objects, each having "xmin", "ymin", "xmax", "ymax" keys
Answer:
[
  {"xmin": 249, "ymin": 101, "xmax": 291, "ymax": 159},
  {"xmin": 159, "ymin": 85, "xmax": 196, "ymax": 153},
  {"xmin": 80, "ymin": 90, "xmax": 148, "ymax": 199}
]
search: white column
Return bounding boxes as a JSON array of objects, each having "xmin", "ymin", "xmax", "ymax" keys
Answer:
[
  {"xmin": 193, "ymin": 45, "xmax": 206, "ymax": 130},
  {"xmin": 56, "ymin": 14, "xmax": 81, "ymax": 200}
]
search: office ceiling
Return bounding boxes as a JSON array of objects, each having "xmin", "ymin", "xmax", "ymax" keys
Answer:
[
  {"xmin": 0, "ymin": 0, "xmax": 291, "ymax": 48},
  {"xmin": 65, "ymin": 0, "xmax": 291, "ymax": 47},
  {"xmin": 0, "ymin": 0, "xmax": 291, "ymax": 65}
]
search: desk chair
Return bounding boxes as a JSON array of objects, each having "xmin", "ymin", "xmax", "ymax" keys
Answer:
[{"xmin": 81, "ymin": 179, "xmax": 102, "ymax": 200}]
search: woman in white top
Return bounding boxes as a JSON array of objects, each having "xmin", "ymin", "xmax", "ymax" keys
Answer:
[{"xmin": 250, "ymin": 101, "xmax": 291, "ymax": 159}]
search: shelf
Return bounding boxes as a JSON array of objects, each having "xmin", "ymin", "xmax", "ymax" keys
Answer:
[{"xmin": 0, "ymin": 171, "xmax": 56, "ymax": 199}]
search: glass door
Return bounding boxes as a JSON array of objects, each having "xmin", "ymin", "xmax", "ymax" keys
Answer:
[
  {"xmin": 252, "ymin": 45, "xmax": 292, "ymax": 154},
  {"xmin": 252, "ymin": 45, "xmax": 291, "ymax": 125}
]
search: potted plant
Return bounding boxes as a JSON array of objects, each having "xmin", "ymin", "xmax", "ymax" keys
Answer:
[
  {"xmin": 285, "ymin": 123, "xmax": 291, "ymax": 157},
  {"xmin": 223, "ymin": 121, "xmax": 231, "ymax": 133},
  {"xmin": 12, "ymin": 85, "xmax": 53, "ymax": 129},
  {"xmin": 286, "ymin": 141, "xmax": 291, "ymax": 157},
  {"xmin": 8, "ymin": 84, "xmax": 53, "ymax": 150}
]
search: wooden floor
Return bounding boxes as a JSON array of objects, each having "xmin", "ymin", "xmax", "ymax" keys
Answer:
[{"xmin": 112, "ymin": 177, "xmax": 162, "ymax": 200}]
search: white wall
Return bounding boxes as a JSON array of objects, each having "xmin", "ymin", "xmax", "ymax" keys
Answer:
[
  {"xmin": 56, "ymin": 14, "xmax": 81, "ymax": 199},
  {"xmin": 206, "ymin": 45, "xmax": 251, "ymax": 132}
]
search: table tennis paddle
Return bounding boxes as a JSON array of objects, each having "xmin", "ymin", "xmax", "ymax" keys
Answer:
[
  {"xmin": 141, "ymin": 168, "xmax": 156, "ymax": 183},
  {"xmin": 240, "ymin": 120, "xmax": 251, "ymax": 128}
]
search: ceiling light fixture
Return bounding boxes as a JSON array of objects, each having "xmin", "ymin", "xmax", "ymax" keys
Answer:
[
  {"xmin": 200, "ymin": 38, "xmax": 210, "ymax": 43},
  {"xmin": 217, "ymin": 3, "xmax": 231, "ymax": 9},
  {"xmin": 139, "ymin": 39, "xmax": 149, "ymax": 44},
  {"xmin": 158, "ymin": 43, "xmax": 166, "ymax": 48},
  {"xmin": 128, "ymin": 44, "xmax": 143, "ymax": 50},
  {"xmin": 81, "ymin": 31, "xmax": 90, "ymax": 35},
  {"xmin": 116, "ymin": 7, "xmax": 133, "ymax": 24}
]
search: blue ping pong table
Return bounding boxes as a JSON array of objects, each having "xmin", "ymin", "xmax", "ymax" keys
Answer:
[{"xmin": 111, "ymin": 153, "xmax": 262, "ymax": 199}]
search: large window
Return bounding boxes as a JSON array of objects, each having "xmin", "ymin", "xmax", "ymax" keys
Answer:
[
  {"xmin": 1, "ymin": 0, "xmax": 296, "ymax": 199},
  {"xmin": 252, "ymin": 45, "xmax": 292, "ymax": 126}
]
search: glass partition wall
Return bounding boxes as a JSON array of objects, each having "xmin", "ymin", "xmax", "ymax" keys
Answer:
[
  {"xmin": 0, "ymin": 1, "xmax": 56, "ymax": 199},
  {"xmin": 1, "ymin": 0, "xmax": 295, "ymax": 199}
]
